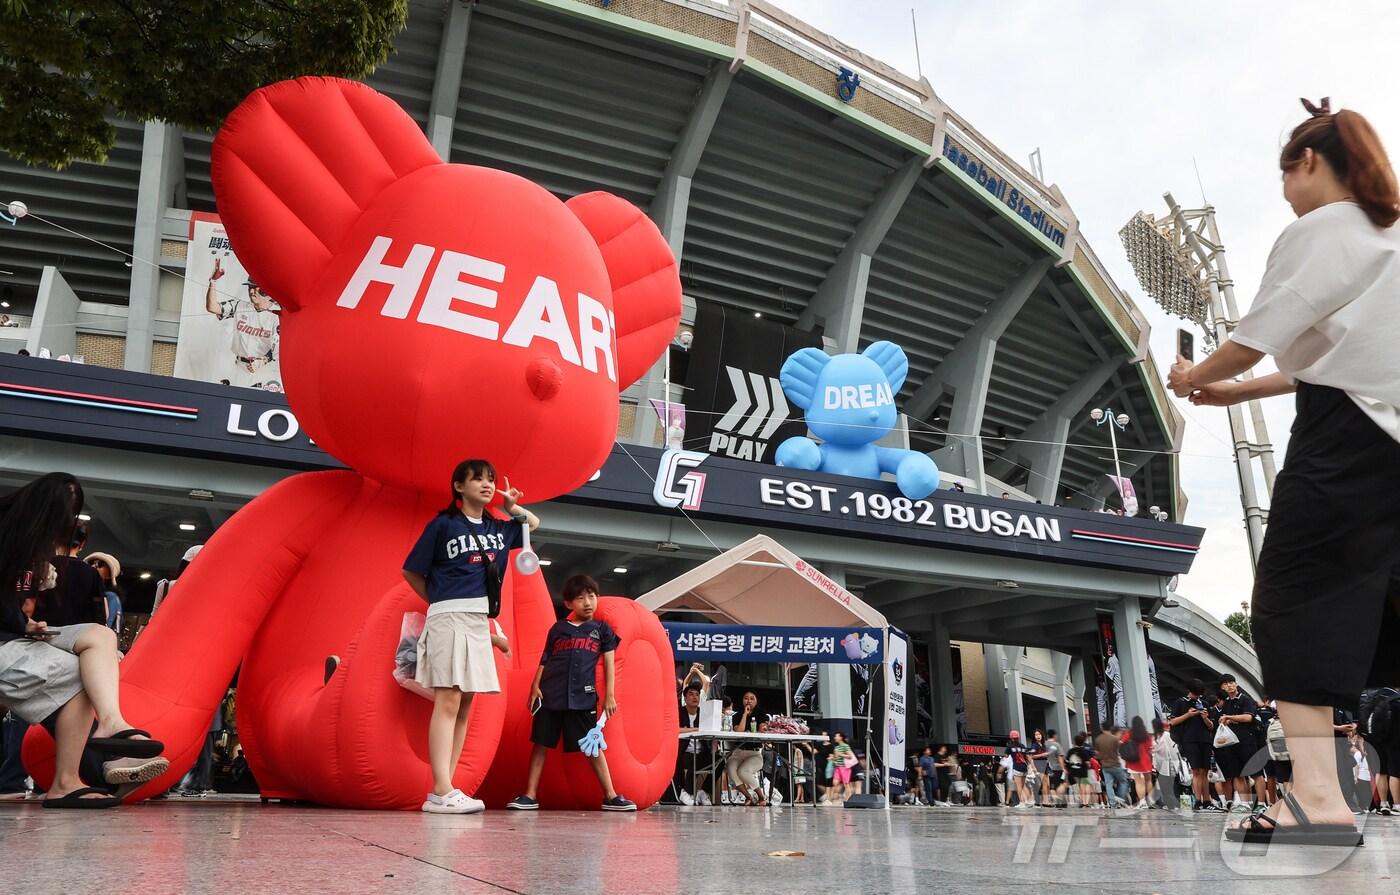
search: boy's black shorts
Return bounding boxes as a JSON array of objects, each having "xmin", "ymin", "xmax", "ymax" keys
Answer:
[
  {"xmin": 531, "ymin": 708, "xmax": 598, "ymax": 753},
  {"xmin": 1178, "ymin": 741, "xmax": 1212, "ymax": 771}
]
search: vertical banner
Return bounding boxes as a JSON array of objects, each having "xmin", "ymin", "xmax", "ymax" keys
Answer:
[
  {"xmin": 884, "ymin": 627, "xmax": 910, "ymax": 798},
  {"xmin": 1095, "ymin": 612, "xmax": 1127, "ymax": 731},
  {"xmin": 683, "ymin": 304, "xmax": 822, "ymax": 463},
  {"xmin": 648, "ymin": 399, "xmax": 687, "ymax": 449},
  {"xmin": 791, "ymin": 662, "xmax": 820, "ymax": 715},
  {"xmin": 1144, "ymin": 629, "xmax": 1165, "ymax": 722},
  {"xmin": 910, "ymin": 638, "xmax": 933, "ymax": 741},
  {"xmin": 1105, "ymin": 475, "xmax": 1140, "ymax": 517},
  {"xmin": 951, "ymin": 644, "xmax": 967, "ymax": 741},
  {"xmin": 174, "ymin": 217, "xmax": 284, "ymax": 390}
]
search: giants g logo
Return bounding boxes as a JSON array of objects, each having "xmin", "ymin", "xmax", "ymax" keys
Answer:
[{"xmin": 653, "ymin": 449, "xmax": 708, "ymax": 511}]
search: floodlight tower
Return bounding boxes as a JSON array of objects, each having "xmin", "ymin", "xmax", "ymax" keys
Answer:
[{"xmin": 1119, "ymin": 194, "xmax": 1277, "ymax": 568}]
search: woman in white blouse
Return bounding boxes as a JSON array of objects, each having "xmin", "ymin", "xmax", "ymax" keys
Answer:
[{"xmin": 1169, "ymin": 99, "xmax": 1399, "ymax": 847}]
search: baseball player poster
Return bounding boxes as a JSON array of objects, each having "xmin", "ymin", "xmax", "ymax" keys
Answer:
[{"xmin": 173, "ymin": 217, "xmax": 284, "ymax": 390}]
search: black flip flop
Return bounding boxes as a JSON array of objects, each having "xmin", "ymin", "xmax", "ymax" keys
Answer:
[
  {"xmin": 1224, "ymin": 792, "xmax": 1363, "ymax": 847},
  {"xmin": 88, "ymin": 728, "xmax": 164, "ymax": 759},
  {"xmin": 43, "ymin": 786, "xmax": 121, "ymax": 809}
]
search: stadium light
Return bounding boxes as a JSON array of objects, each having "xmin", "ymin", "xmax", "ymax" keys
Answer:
[
  {"xmin": 1118, "ymin": 211, "xmax": 1211, "ymax": 333},
  {"xmin": 1119, "ymin": 193, "xmax": 1277, "ymax": 567}
]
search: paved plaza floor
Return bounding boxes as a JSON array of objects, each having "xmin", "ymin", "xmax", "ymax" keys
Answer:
[{"xmin": 4, "ymin": 798, "xmax": 1397, "ymax": 894}]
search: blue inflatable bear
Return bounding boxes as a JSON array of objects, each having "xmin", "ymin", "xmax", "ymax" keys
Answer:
[{"xmin": 774, "ymin": 341, "xmax": 940, "ymax": 499}]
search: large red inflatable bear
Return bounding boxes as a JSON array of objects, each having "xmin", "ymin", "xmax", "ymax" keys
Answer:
[{"xmin": 24, "ymin": 77, "xmax": 682, "ymax": 808}]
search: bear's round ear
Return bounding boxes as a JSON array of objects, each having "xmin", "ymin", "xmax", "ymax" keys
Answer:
[
  {"xmin": 861, "ymin": 341, "xmax": 909, "ymax": 394},
  {"xmin": 779, "ymin": 347, "xmax": 833, "ymax": 410},
  {"xmin": 564, "ymin": 192, "xmax": 681, "ymax": 390},
  {"xmin": 211, "ymin": 77, "xmax": 442, "ymax": 312}
]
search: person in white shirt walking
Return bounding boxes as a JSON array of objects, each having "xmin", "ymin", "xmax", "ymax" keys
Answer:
[{"xmin": 1170, "ymin": 98, "xmax": 1400, "ymax": 847}]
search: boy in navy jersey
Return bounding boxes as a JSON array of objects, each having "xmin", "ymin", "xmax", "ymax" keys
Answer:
[{"xmin": 508, "ymin": 575, "xmax": 636, "ymax": 811}]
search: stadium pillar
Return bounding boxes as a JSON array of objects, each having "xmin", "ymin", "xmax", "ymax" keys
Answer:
[
  {"xmin": 649, "ymin": 62, "xmax": 733, "ymax": 259},
  {"xmin": 1111, "ymin": 597, "xmax": 1156, "ymax": 731},
  {"xmin": 1050, "ymin": 651, "xmax": 1072, "ymax": 744},
  {"xmin": 927, "ymin": 615, "xmax": 958, "ymax": 745},
  {"xmin": 796, "ymin": 157, "xmax": 922, "ymax": 352},
  {"xmin": 988, "ymin": 356, "xmax": 1119, "ymax": 504},
  {"xmin": 816, "ymin": 564, "xmax": 855, "ymax": 730},
  {"xmin": 426, "ymin": 0, "xmax": 474, "ymax": 157},
  {"xmin": 1069, "ymin": 655, "xmax": 1087, "ymax": 734},
  {"xmin": 631, "ymin": 63, "xmax": 733, "ymax": 445},
  {"xmin": 126, "ymin": 121, "xmax": 184, "ymax": 374},
  {"xmin": 985, "ymin": 644, "xmax": 1026, "ymax": 736},
  {"xmin": 906, "ymin": 257, "xmax": 1050, "ymax": 490}
]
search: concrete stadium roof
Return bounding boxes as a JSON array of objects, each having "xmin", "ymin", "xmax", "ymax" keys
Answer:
[{"xmin": 0, "ymin": 0, "xmax": 1184, "ymax": 519}]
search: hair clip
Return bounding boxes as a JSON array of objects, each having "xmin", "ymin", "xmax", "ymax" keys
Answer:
[{"xmin": 1300, "ymin": 96, "xmax": 1332, "ymax": 117}]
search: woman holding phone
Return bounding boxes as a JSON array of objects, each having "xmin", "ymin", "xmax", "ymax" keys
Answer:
[{"xmin": 1169, "ymin": 99, "xmax": 1400, "ymax": 847}]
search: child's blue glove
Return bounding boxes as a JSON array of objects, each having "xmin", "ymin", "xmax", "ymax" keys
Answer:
[{"xmin": 578, "ymin": 711, "xmax": 610, "ymax": 757}]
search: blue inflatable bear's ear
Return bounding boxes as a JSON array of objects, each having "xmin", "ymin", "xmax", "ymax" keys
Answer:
[
  {"xmin": 779, "ymin": 347, "xmax": 833, "ymax": 410},
  {"xmin": 863, "ymin": 341, "xmax": 909, "ymax": 394}
]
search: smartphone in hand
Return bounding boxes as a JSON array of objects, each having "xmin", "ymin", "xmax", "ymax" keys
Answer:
[{"xmin": 1177, "ymin": 328, "xmax": 1195, "ymax": 362}]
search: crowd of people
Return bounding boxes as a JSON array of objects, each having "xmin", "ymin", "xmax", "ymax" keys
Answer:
[{"xmin": 888, "ymin": 674, "xmax": 1400, "ymax": 820}]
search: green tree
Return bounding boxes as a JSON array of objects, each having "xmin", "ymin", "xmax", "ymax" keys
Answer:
[
  {"xmin": 0, "ymin": 1, "xmax": 408, "ymax": 169},
  {"xmin": 1223, "ymin": 611, "xmax": 1252, "ymax": 645}
]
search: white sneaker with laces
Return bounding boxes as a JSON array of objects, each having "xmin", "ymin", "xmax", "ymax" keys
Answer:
[
  {"xmin": 697, "ymin": 790, "xmax": 711, "ymax": 806},
  {"xmin": 678, "ymin": 790, "xmax": 694, "ymax": 806}
]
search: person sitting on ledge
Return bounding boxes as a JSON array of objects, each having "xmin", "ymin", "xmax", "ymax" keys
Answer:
[{"xmin": 0, "ymin": 473, "xmax": 167, "ymax": 809}]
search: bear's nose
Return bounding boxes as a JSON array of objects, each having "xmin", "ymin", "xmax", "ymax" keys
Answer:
[{"xmin": 527, "ymin": 357, "xmax": 563, "ymax": 401}]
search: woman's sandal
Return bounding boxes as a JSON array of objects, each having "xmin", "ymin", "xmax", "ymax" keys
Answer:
[
  {"xmin": 1224, "ymin": 792, "xmax": 1363, "ymax": 847},
  {"xmin": 102, "ymin": 755, "xmax": 171, "ymax": 785},
  {"xmin": 88, "ymin": 728, "xmax": 164, "ymax": 759},
  {"xmin": 42, "ymin": 787, "xmax": 121, "ymax": 810}
]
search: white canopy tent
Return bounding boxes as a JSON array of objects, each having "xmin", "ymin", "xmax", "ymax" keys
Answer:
[
  {"xmin": 638, "ymin": 535, "xmax": 895, "ymax": 806},
  {"xmin": 636, "ymin": 534, "xmax": 887, "ymax": 629}
]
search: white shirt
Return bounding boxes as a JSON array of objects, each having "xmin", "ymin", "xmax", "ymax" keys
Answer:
[{"xmin": 1233, "ymin": 201, "xmax": 1400, "ymax": 441}]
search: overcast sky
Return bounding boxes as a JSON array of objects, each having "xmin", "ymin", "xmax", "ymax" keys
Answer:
[{"xmin": 776, "ymin": 0, "xmax": 1400, "ymax": 621}]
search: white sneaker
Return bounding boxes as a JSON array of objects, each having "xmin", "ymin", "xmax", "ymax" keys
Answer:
[
  {"xmin": 422, "ymin": 789, "xmax": 485, "ymax": 814},
  {"xmin": 678, "ymin": 790, "xmax": 694, "ymax": 806},
  {"xmin": 697, "ymin": 790, "xmax": 711, "ymax": 806}
]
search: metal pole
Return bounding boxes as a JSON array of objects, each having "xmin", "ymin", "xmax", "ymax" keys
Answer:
[
  {"xmin": 1202, "ymin": 212, "xmax": 1279, "ymax": 495},
  {"xmin": 1164, "ymin": 193, "xmax": 1267, "ymax": 568},
  {"xmin": 1108, "ymin": 410, "xmax": 1123, "ymax": 485}
]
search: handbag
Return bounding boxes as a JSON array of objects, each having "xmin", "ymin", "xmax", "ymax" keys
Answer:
[
  {"xmin": 1266, "ymin": 716, "xmax": 1290, "ymax": 761},
  {"xmin": 473, "ymin": 536, "xmax": 504, "ymax": 619},
  {"xmin": 1359, "ymin": 687, "xmax": 1400, "ymax": 747},
  {"xmin": 1213, "ymin": 722, "xmax": 1239, "ymax": 749},
  {"xmin": 1207, "ymin": 763, "xmax": 1224, "ymax": 784},
  {"xmin": 1119, "ymin": 737, "xmax": 1141, "ymax": 764}
]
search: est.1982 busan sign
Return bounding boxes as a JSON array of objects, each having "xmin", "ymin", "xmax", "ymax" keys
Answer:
[{"xmin": 568, "ymin": 444, "xmax": 1203, "ymax": 577}]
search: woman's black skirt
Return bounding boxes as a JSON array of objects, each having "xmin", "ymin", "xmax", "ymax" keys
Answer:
[{"xmin": 1252, "ymin": 383, "xmax": 1400, "ymax": 709}]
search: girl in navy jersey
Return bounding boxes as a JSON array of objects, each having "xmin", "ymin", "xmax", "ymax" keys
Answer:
[{"xmin": 403, "ymin": 459, "xmax": 539, "ymax": 814}]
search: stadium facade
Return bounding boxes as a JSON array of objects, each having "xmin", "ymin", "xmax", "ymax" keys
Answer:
[{"xmin": 0, "ymin": 0, "xmax": 1258, "ymax": 742}]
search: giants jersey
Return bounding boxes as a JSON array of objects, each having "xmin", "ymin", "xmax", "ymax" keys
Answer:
[{"xmin": 219, "ymin": 298, "xmax": 279, "ymax": 359}]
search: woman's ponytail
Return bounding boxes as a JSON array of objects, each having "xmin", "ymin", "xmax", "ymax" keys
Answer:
[
  {"xmin": 1333, "ymin": 110, "xmax": 1400, "ymax": 228},
  {"xmin": 1282, "ymin": 104, "xmax": 1400, "ymax": 228}
]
